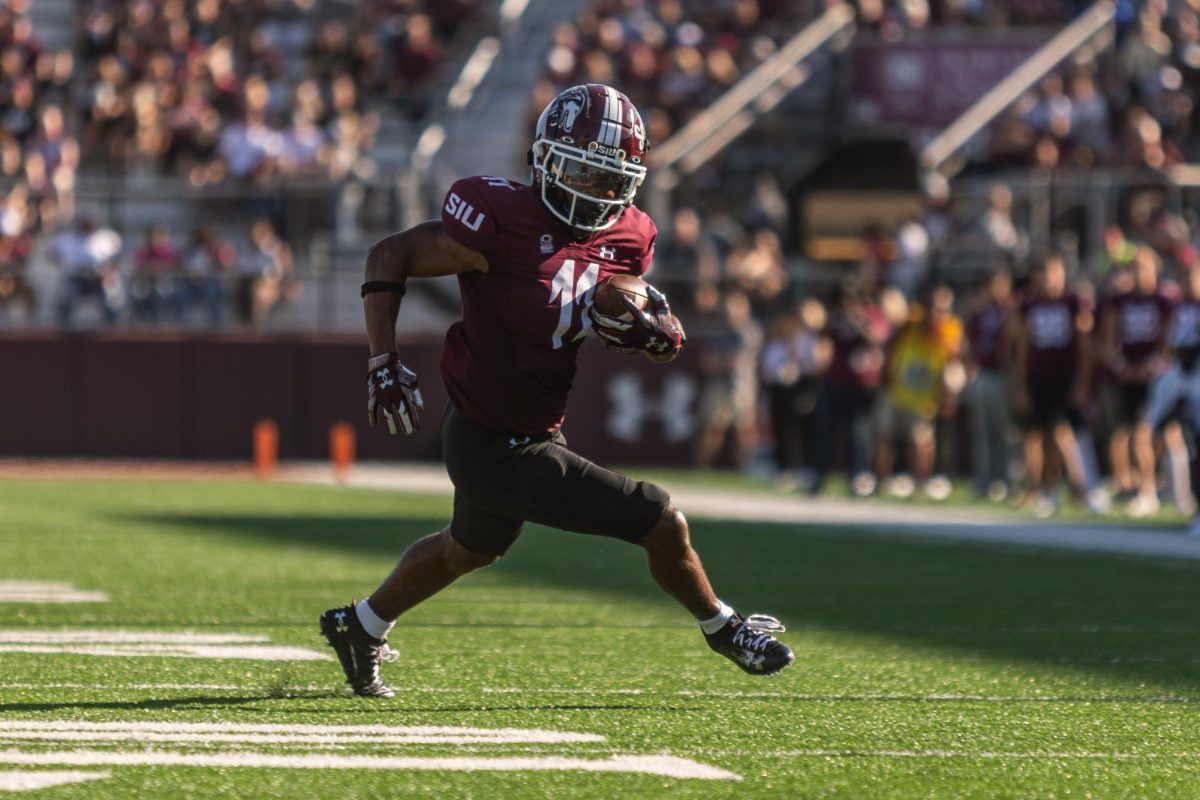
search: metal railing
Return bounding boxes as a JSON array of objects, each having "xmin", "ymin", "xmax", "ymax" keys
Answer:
[
  {"xmin": 919, "ymin": 0, "xmax": 1117, "ymax": 177},
  {"xmin": 650, "ymin": 3, "xmax": 856, "ymax": 191}
]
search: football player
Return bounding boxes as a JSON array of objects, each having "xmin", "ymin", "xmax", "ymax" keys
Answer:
[
  {"xmin": 1009, "ymin": 253, "xmax": 1091, "ymax": 516},
  {"xmin": 319, "ymin": 84, "xmax": 793, "ymax": 697},
  {"xmin": 1099, "ymin": 246, "xmax": 1174, "ymax": 516}
]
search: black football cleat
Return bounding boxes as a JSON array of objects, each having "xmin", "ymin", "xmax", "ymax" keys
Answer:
[
  {"xmin": 319, "ymin": 603, "xmax": 399, "ymax": 698},
  {"xmin": 705, "ymin": 613, "xmax": 795, "ymax": 676}
]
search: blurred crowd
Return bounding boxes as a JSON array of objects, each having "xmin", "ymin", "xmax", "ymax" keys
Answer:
[
  {"xmin": 0, "ymin": 215, "xmax": 297, "ymax": 328},
  {"xmin": 529, "ymin": 0, "xmax": 1098, "ymax": 153},
  {"xmin": 0, "ymin": 0, "xmax": 478, "ymax": 328},
  {"xmin": 0, "ymin": 2, "xmax": 79, "ymax": 237},
  {"xmin": 666, "ymin": 202, "xmax": 1200, "ymax": 527},
  {"xmin": 531, "ymin": 0, "xmax": 818, "ymax": 146},
  {"xmin": 975, "ymin": 1, "xmax": 1200, "ymax": 171},
  {"xmin": 76, "ymin": 0, "xmax": 474, "ymax": 184},
  {"xmin": 855, "ymin": 0, "xmax": 1092, "ymax": 32}
]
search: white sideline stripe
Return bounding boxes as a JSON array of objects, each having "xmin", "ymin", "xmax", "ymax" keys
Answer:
[
  {"xmin": 0, "ymin": 751, "xmax": 739, "ymax": 781},
  {"xmin": 0, "ymin": 770, "xmax": 111, "ymax": 791},
  {"xmin": 0, "ymin": 644, "xmax": 330, "ymax": 661},
  {"xmin": 712, "ymin": 749, "xmax": 1200, "ymax": 760},
  {"xmin": 0, "ymin": 582, "xmax": 108, "ymax": 604},
  {"xmin": 0, "ymin": 721, "xmax": 604, "ymax": 744}
]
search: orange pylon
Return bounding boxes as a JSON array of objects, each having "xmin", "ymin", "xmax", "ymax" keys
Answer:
[
  {"xmin": 253, "ymin": 418, "xmax": 278, "ymax": 479},
  {"xmin": 330, "ymin": 422, "xmax": 355, "ymax": 484}
]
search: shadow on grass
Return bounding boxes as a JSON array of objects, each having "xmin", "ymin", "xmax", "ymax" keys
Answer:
[
  {"xmin": 0, "ymin": 695, "xmax": 273, "ymax": 713},
  {"xmin": 124, "ymin": 511, "xmax": 1200, "ymax": 694}
]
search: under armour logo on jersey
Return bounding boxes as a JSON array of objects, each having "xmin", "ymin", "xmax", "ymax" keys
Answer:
[
  {"xmin": 597, "ymin": 245, "xmax": 616, "ymax": 259},
  {"xmin": 375, "ymin": 368, "xmax": 394, "ymax": 388},
  {"xmin": 540, "ymin": 234, "xmax": 554, "ymax": 254},
  {"xmin": 508, "ymin": 435, "xmax": 532, "ymax": 448},
  {"xmin": 444, "ymin": 192, "xmax": 486, "ymax": 232}
]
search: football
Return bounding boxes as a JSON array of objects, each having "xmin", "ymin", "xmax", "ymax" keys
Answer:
[{"xmin": 592, "ymin": 274, "xmax": 650, "ymax": 319}]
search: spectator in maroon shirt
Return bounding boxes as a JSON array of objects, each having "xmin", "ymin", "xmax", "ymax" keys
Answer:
[
  {"xmin": 1009, "ymin": 253, "xmax": 1091, "ymax": 516},
  {"xmin": 1100, "ymin": 245, "xmax": 1175, "ymax": 515},
  {"xmin": 182, "ymin": 226, "xmax": 235, "ymax": 326},
  {"xmin": 131, "ymin": 224, "xmax": 181, "ymax": 323},
  {"xmin": 812, "ymin": 281, "xmax": 890, "ymax": 496},
  {"xmin": 0, "ymin": 231, "xmax": 34, "ymax": 324},
  {"xmin": 391, "ymin": 14, "xmax": 442, "ymax": 118}
]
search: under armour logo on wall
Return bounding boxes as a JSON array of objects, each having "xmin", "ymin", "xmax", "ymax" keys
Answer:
[{"xmin": 606, "ymin": 372, "xmax": 696, "ymax": 443}]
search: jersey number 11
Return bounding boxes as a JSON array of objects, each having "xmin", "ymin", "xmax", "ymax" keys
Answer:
[{"xmin": 549, "ymin": 260, "xmax": 600, "ymax": 349}]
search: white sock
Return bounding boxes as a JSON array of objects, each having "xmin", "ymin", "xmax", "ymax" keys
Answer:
[
  {"xmin": 355, "ymin": 599, "xmax": 394, "ymax": 641},
  {"xmin": 697, "ymin": 601, "xmax": 736, "ymax": 635}
]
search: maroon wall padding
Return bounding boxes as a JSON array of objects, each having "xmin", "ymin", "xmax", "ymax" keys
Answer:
[
  {"xmin": 0, "ymin": 332, "xmax": 707, "ymax": 465},
  {"xmin": 191, "ymin": 339, "xmax": 303, "ymax": 459},
  {"xmin": 76, "ymin": 336, "xmax": 192, "ymax": 457},
  {"xmin": 0, "ymin": 334, "xmax": 74, "ymax": 456}
]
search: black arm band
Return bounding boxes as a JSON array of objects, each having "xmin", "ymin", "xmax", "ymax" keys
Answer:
[{"xmin": 361, "ymin": 281, "xmax": 407, "ymax": 298}]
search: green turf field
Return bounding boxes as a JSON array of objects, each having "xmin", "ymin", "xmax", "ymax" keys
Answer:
[{"xmin": 1, "ymin": 479, "xmax": 1199, "ymax": 798}]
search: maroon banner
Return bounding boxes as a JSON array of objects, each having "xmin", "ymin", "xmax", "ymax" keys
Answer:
[
  {"xmin": 0, "ymin": 332, "xmax": 707, "ymax": 466},
  {"xmin": 850, "ymin": 38, "xmax": 1043, "ymax": 128}
]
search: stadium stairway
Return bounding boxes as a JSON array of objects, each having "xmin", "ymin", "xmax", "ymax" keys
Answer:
[
  {"xmin": 369, "ymin": 2, "xmax": 510, "ymax": 182},
  {"xmin": 426, "ymin": 0, "xmax": 594, "ymax": 190}
]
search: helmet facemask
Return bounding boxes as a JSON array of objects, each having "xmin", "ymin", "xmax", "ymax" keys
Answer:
[{"xmin": 532, "ymin": 139, "xmax": 646, "ymax": 234}]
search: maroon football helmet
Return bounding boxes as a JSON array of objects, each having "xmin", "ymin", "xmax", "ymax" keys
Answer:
[{"xmin": 530, "ymin": 83, "xmax": 648, "ymax": 234}]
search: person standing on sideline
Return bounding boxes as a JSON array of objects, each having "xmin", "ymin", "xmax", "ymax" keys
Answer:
[
  {"xmin": 1009, "ymin": 253, "xmax": 1092, "ymax": 517},
  {"xmin": 812, "ymin": 282, "xmax": 889, "ymax": 496},
  {"xmin": 1100, "ymin": 245, "xmax": 1174, "ymax": 516},
  {"xmin": 965, "ymin": 268, "xmax": 1014, "ymax": 500}
]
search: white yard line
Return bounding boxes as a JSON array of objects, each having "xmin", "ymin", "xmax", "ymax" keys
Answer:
[
  {"xmin": 0, "ymin": 683, "xmax": 247, "ymax": 691},
  {"xmin": 0, "ymin": 631, "xmax": 330, "ymax": 662},
  {"xmin": 0, "ymin": 582, "xmax": 108, "ymax": 604},
  {"xmin": 0, "ymin": 631, "xmax": 270, "ymax": 644},
  {"xmin": 0, "ymin": 750, "xmax": 739, "ymax": 781},
  {"xmin": 0, "ymin": 732, "xmax": 606, "ymax": 746},
  {"xmin": 0, "ymin": 644, "xmax": 329, "ymax": 661},
  {"xmin": 0, "ymin": 770, "xmax": 111, "ymax": 791},
  {"xmin": 297, "ymin": 464, "xmax": 1200, "ymax": 561}
]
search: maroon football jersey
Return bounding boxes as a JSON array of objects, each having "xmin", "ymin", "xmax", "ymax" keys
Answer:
[
  {"xmin": 1106, "ymin": 291, "xmax": 1175, "ymax": 365},
  {"xmin": 439, "ymin": 175, "xmax": 657, "ymax": 434},
  {"xmin": 1020, "ymin": 293, "xmax": 1080, "ymax": 377}
]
